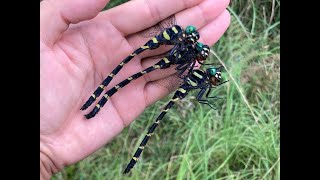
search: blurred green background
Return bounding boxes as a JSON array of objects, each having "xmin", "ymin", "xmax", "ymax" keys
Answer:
[{"xmin": 53, "ymin": 0, "xmax": 280, "ymax": 179}]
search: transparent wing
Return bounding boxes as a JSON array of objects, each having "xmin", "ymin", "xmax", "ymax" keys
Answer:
[
  {"xmin": 139, "ymin": 15, "xmax": 177, "ymax": 38},
  {"xmin": 158, "ymin": 14, "xmax": 177, "ymax": 30}
]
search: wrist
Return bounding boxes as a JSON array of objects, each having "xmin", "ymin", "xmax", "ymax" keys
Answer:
[
  {"xmin": 40, "ymin": 151, "xmax": 54, "ymax": 180},
  {"xmin": 40, "ymin": 141, "xmax": 61, "ymax": 180}
]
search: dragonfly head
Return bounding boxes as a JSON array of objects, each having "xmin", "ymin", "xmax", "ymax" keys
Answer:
[
  {"xmin": 195, "ymin": 42, "xmax": 210, "ymax": 62},
  {"xmin": 207, "ymin": 66, "xmax": 222, "ymax": 85},
  {"xmin": 185, "ymin": 25, "xmax": 200, "ymax": 43}
]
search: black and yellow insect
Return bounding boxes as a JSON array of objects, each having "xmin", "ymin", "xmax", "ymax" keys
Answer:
[
  {"xmin": 80, "ymin": 25, "xmax": 201, "ymax": 112},
  {"xmin": 123, "ymin": 66, "xmax": 229, "ymax": 174},
  {"xmin": 84, "ymin": 41, "xmax": 211, "ymax": 119}
]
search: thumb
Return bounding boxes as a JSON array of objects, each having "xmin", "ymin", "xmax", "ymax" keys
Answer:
[{"xmin": 40, "ymin": 0, "xmax": 110, "ymax": 47}]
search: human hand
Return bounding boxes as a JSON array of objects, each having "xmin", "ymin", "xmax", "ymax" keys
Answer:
[{"xmin": 40, "ymin": 0, "xmax": 230, "ymax": 179}]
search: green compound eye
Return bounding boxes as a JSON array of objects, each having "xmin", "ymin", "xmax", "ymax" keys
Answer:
[
  {"xmin": 196, "ymin": 42, "xmax": 203, "ymax": 51},
  {"xmin": 208, "ymin": 67, "xmax": 217, "ymax": 76},
  {"xmin": 185, "ymin": 25, "xmax": 196, "ymax": 34}
]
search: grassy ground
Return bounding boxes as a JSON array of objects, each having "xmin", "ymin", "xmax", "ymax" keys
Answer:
[{"xmin": 53, "ymin": 0, "xmax": 280, "ymax": 179}]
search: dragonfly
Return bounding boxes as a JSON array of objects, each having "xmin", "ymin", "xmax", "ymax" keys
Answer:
[{"xmin": 123, "ymin": 65, "xmax": 229, "ymax": 174}]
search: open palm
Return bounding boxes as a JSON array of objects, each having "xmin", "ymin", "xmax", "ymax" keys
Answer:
[{"xmin": 40, "ymin": 0, "xmax": 230, "ymax": 177}]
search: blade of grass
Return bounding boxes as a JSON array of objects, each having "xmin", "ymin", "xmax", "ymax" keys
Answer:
[{"xmin": 210, "ymin": 49, "xmax": 259, "ymax": 124}]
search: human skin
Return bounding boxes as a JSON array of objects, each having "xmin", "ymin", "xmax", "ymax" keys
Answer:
[{"xmin": 40, "ymin": 0, "xmax": 230, "ymax": 179}]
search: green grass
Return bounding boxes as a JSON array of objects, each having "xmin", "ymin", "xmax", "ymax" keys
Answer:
[{"xmin": 53, "ymin": 0, "xmax": 280, "ymax": 179}]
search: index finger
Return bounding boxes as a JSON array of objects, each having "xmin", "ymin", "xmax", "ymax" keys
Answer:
[{"xmin": 98, "ymin": 0, "xmax": 204, "ymax": 35}]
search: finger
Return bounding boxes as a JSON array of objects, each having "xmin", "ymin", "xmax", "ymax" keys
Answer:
[
  {"xmin": 40, "ymin": 0, "xmax": 110, "ymax": 47},
  {"xmin": 126, "ymin": 0, "xmax": 230, "ymax": 58},
  {"xmin": 100, "ymin": 0, "xmax": 204, "ymax": 36},
  {"xmin": 198, "ymin": 10, "xmax": 231, "ymax": 46},
  {"xmin": 176, "ymin": 0, "xmax": 230, "ymax": 30}
]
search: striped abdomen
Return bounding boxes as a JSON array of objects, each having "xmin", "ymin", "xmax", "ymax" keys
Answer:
[
  {"xmin": 84, "ymin": 56, "xmax": 176, "ymax": 119},
  {"xmin": 150, "ymin": 25, "xmax": 183, "ymax": 47},
  {"xmin": 185, "ymin": 69, "xmax": 207, "ymax": 87},
  {"xmin": 123, "ymin": 86, "xmax": 189, "ymax": 174}
]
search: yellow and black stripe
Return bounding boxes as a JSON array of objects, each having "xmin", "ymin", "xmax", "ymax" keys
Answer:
[
  {"xmin": 123, "ymin": 69, "xmax": 210, "ymax": 173},
  {"xmin": 80, "ymin": 26, "xmax": 184, "ymax": 111},
  {"xmin": 123, "ymin": 86, "xmax": 189, "ymax": 174},
  {"xmin": 84, "ymin": 57, "xmax": 174, "ymax": 119},
  {"xmin": 80, "ymin": 45, "xmax": 150, "ymax": 111}
]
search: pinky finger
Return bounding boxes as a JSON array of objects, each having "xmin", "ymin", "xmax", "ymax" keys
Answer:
[{"xmin": 198, "ymin": 9, "xmax": 231, "ymax": 46}]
